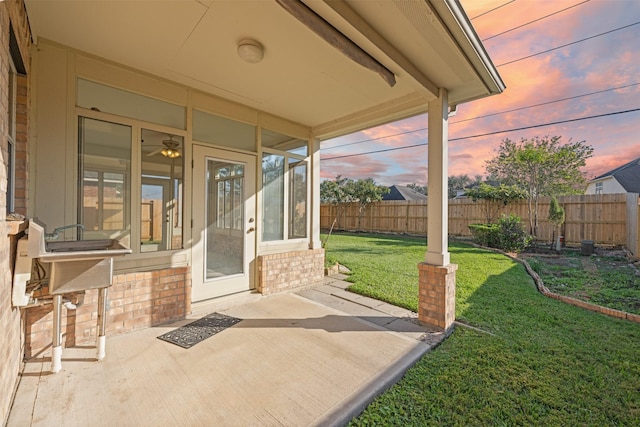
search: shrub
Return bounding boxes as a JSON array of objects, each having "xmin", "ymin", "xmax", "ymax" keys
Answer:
[
  {"xmin": 496, "ymin": 214, "xmax": 532, "ymax": 253},
  {"xmin": 469, "ymin": 214, "xmax": 531, "ymax": 253},
  {"xmin": 468, "ymin": 223, "xmax": 500, "ymax": 247}
]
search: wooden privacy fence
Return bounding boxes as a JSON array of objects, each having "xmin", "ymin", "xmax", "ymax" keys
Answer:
[
  {"xmin": 320, "ymin": 193, "xmax": 640, "ymax": 254},
  {"xmin": 141, "ymin": 200, "xmax": 163, "ymax": 242}
]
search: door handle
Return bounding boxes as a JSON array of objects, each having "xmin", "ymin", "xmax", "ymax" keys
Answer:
[{"xmin": 247, "ymin": 227, "xmax": 255, "ymax": 233}]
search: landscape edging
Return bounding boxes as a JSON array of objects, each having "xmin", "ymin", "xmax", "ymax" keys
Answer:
[{"xmin": 461, "ymin": 240, "xmax": 640, "ymax": 324}]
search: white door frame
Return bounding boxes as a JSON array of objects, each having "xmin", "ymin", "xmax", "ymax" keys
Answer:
[{"xmin": 191, "ymin": 145, "xmax": 256, "ymax": 302}]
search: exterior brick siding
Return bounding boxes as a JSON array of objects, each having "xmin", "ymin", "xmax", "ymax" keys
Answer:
[
  {"xmin": 23, "ymin": 267, "xmax": 190, "ymax": 358},
  {"xmin": 1, "ymin": 0, "xmax": 30, "ymax": 422},
  {"xmin": 257, "ymin": 249, "xmax": 325, "ymax": 295},
  {"xmin": 418, "ymin": 262, "xmax": 457, "ymax": 331}
]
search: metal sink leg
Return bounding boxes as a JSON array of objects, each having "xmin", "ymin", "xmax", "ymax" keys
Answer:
[
  {"xmin": 97, "ymin": 288, "xmax": 108, "ymax": 360},
  {"xmin": 51, "ymin": 295, "xmax": 63, "ymax": 373}
]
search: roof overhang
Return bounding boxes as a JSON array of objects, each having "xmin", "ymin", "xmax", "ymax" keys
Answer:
[{"xmin": 25, "ymin": 0, "xmax": 504, "ymax": 140}]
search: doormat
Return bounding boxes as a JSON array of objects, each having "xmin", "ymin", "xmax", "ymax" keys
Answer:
[{"xmin": 157, "ymin": 313, "xmax": 242, "ymax": 349}]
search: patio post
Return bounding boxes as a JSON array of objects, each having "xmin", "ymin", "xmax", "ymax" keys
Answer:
[
  {"xmin": 310, "ymin": 137, "xmax": 322, "ymax": 250},
  {"xmin": 419, "ymin": 88, "xmax": 457, "ymax": 331}
]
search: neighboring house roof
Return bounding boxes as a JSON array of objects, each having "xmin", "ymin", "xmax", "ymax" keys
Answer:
[
  {"xmin": 592, "ymin": 157, "xmax": 640, "ymax": 193},
  {"xmin": 383, "ymin": 185, "xmax": 427, "ymax": 201}
]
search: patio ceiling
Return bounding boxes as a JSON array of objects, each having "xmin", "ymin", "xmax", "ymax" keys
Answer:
[{"xmin": 25, "ymin": 0, "xmax": 504, "ymax": 139}]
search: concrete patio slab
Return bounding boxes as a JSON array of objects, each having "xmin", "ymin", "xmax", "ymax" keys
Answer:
[{"xmin": 8, "ymin": 279, "xmax": 444, "ymax": 426}]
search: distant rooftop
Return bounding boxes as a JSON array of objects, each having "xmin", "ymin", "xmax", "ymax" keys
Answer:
[
  {"xmin": 383, "ymin": 185, "xmax": 427, "ymax": 201},
  {"xmin": 592, "ymin": 157, "xmax": 640, "ymax": 193}
]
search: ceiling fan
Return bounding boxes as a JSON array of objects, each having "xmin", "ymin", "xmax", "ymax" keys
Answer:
[{"xmin": 146, "ymin": 136, "xmax": 181, "ymax": 158}]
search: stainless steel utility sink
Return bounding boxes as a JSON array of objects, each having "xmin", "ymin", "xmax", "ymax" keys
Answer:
[
  {"xmin": 27, "ymin": 220, "xmax": 131, "ymax": 294},
  {"xmin": 46, "ymin": 239, "xmax": 116, "ymax": 252},
  {"xmin": 26, "ymin": 219, "xmax": 132, "ymax": 373}
]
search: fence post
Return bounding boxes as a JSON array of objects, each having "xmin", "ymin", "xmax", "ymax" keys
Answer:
[{"xmin": 626, "ymin": 193, "xmax": 639, "ymax": 257}]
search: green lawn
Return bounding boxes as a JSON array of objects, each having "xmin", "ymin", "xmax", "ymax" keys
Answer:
[{"xmin": 323, "ymin": 233, "xmax": 640, "ymax": 426}]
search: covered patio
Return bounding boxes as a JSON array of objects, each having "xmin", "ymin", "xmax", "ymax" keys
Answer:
[
  {"xmin": 1, "ymin": 0, "xmax": 503, "ymax": 424},
  {"xmin": 8, "ymin": 275, "xmax": 445, "ymax": 426}
]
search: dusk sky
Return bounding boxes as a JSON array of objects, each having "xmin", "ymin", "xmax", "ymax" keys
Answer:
[{"xmin": 320, "ymin": 0, "xmax": 640, "ymax": 187}]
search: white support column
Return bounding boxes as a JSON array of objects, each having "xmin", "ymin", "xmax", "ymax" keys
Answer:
[
  {"xmin": 419, "ymin": 88, "xmax": 456, "ymax": 332},
  {"xmin": 309, "ymin": 137, "xmax": 322, "ymax": 250},
  {"xmin": 425, "ymin": 88, "xmax": 450, "ymax": 266}
]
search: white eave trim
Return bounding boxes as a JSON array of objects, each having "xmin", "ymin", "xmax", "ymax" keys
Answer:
[{"xmin": 440, "ymin": 0, "xmax": 506, "ymax": 95}]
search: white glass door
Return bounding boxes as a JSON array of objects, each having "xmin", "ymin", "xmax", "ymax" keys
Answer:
[{"xmin": 192, "ymin": 146, "xmax": 256, "ymax": 301}]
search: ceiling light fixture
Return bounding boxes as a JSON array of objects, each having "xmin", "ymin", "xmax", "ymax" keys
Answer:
[
  {"xmin": 237, "ymin": 39, "xmax": 264, "ymax": 63},
  {"xmin": 161, "ymin": 146, "xmax": 181, "ymax": 158}
]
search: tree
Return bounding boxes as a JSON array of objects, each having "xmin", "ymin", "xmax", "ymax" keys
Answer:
[
  {"xmin": 465, "ymin": 182, "xmax": 527, "ymax": 223},
  {"xmin": 406, "ymin": 183, "xmax": 427, "ymax": 195},
  {"xmin": 448, "ymin": 174, "xmax": 482, "ymax": 198},
  {"xmin": 548, "ymin": 195, "xmax": 565, "ymax": 249},
  {"xmin": 485, "ymin": 136, "xmax": 593, "ymax": 238},
  {"xmin": 320, "ymin": 176, "xmax": 389, "ymax": 230},
  {"xmin": 346, "ymin": 178, "xmax": 390, "ymax": 229},
  {"xmin": 320, "ymin": 175, "xmax": 353, "ymax": 229},
  {"xmin": 320, "ymin": 175, "xmax": 352, "ymax": 204}
]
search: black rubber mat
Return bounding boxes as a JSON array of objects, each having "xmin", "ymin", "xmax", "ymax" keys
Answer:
[{"xmin": 157, "ymin": 313, "xmax": 242, "ymax": 349}]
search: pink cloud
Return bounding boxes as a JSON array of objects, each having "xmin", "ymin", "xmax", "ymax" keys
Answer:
[{"xmin": 321, "ymin": 0, "xmax": 640, "ymax": 186}]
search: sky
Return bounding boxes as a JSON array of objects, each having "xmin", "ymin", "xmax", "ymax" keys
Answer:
[{"xmin": 319, "ymin": 0, "xmax": 640, "ymax": 187}]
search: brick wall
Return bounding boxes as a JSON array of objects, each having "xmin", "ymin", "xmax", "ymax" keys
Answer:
[
  {"xmin": 257, "ymin": 248, "xmax": 325, "ymax": 295},
  {"xmin": 23, "ymin": 267, "xmax": 190, "ymax": 358},
  {"xmin": 0, "ymin": 1, "xmax": 30, "ymax": 423},
  {"xmin": 418, "ymin": 263, "xmax": 457, "ymax": 331}
]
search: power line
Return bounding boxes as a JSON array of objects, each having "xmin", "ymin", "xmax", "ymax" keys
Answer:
[
  {"xmin": 454, "ymin": 82, "xmax": 640, "ymax": 125},
  {"xmin": 470, "ymin": 0, "xmax": 515, "ymax": 20},
  {"xmin": 450, "ymin": 107, "xmax": 639, "ymax": 141},
  {"xmin": 322, "ymin": 127, "xmax": 426, "ymax": 151},
  {"xmin": 497, "ymin": 20, "xmax": 640, "ymax": 67},
  {"xmin": 482, "ymin": 1, "xmax": 590, "ymax": 42},
  {"xmin": 321, "ymin": 82, "xmax": 639, "ymax": 150},
  {"xmin": 321, "ymin": 107, "xmax": 640, "ymax": 161}
]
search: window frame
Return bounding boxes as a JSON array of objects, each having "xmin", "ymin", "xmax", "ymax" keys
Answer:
[
  {"xmin": 595, "ymin": 182, "xmax": 603, "ymax": 195},
  {"xmin": 76, "ymin": 110, "xmax": 186, "ymax": 257},
  {"xmin": 260, "ymin": 143, "xmax": 310, "ymax": 249},
  {"xmin": 6, "ymin": 56, "xmax": 17, "ymax": 213}
]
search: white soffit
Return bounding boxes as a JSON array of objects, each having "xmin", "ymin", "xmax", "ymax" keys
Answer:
[{"xmin": 25, "ymin": 0, "xmax": 502, "ymax": 140}]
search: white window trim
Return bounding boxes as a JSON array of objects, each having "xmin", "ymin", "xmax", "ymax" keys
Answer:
[
  {"xmin": 259, "ymin": 144, "xmax": 310, "ymax": 249},
  {"xmin": 75, "ymin": 107, "xmax": 189, "ymax": 269},
  {"xmin": 6, "ymin": 56, "xmax": 17, "ymax": 213},
  {"xmin": 595, "ymin": 181, "xmax": 603, "ymax": 195}
]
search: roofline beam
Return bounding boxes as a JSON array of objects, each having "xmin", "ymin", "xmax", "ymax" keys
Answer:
[
  {"xmin": 276, "ymin": 0, "xmax": 396, "ymax": 87},
  {"xmin": 322, "ymin": 0, "xmax": 439, "ymax": 98}
]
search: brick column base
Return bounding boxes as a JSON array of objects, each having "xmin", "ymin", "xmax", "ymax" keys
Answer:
[{"xmin": 418, "ymin": 263, "xmax": 458, "ymax": 331}]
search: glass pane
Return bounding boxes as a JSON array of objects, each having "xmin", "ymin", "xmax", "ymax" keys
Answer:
[
  {"xmin": 289, "ymin": 159, "xmax": 307, "ymax": 239},
  {"xmin": 7, "ymin": 141, "xmax": 14, "ymax": 213},
  {"xmin": 6, "ymin": 59, "xmax": 16, "ymax": 213},
  {"xmin": 140, "ymin": 183, "xmax": 163, "ymax": 252},
  {"xmin": 78, "ymin": 117, "xmax": 131, "ymax": 245},
  {"xmin": 8, "ymin": 59, "xmax": 16, "ymax": 138},
  {"xmin": 262, "ymin": 153, "xmax": 284, "ymax": 241},
  {"xmin": 193, "ymin": 109, "xmax": 256, "ymax": 152},
  {"xmin": 261, "ymin": 128, "xmax": 308, "ymax": 156},
  {"xmin": 77, "ymin": 79, "xmax": 186, "ymax": 129},
  {"xmin": 140, "ymin": 129, "xmax": 184, "ymax": 252},
  {"xmin": 206, "ymin": 159, "xmax": 244, "ymax": 279}
]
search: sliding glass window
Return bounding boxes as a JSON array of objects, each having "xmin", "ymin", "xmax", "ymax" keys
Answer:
[
  {"xmin": 78, "ymin": 117, "xmax": 131, "ymax": 245},
  {"xmin": 261, "ymin": 128, "xmax": 308, "ymax": 242},
  {"xmin": 140, "ymin": 129, "xmax": 183, "ymax": 252}
]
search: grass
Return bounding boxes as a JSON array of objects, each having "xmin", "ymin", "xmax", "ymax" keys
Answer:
[
  {"xmin": 322, "ymin": 232, "xmax": 640, "ymax": 426},
  {"xmin": 526, "ymin": 252, "xmax": 640, "ymax": 315}
]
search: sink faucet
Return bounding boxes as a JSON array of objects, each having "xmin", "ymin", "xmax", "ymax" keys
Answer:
[{"xmin": 46, "ymin": 224, "xmax": 85, "ymax": 240}]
